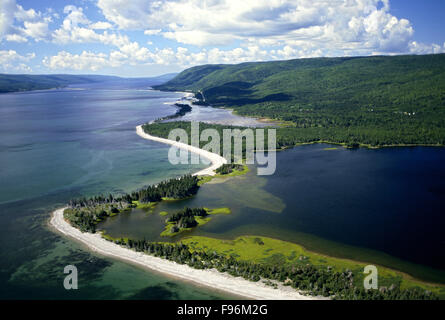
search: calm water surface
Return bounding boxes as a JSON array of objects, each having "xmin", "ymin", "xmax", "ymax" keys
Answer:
[
  {"xmin": 101, "ymin": 145, "xmax": 445, "ymax": 283},
  {"xmin": 0, "ymin": 83, "xmax": 237, "ymax": 299},
  {"xmin": 1, "ymin": 83, "xmax": 444, "ymax": 299}
]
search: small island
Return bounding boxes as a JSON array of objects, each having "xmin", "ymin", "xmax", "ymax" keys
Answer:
[{"xmin": 161, "ymin": 207, "xmax": 231, "ymax": 237}]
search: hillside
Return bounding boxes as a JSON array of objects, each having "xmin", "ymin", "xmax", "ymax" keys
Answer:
[
  {"xmin": 0, "ymin": 73, "xmax": 177, "ymax": 93},
  {"xmin": 154, "ymin": 54, "xmax": 445, "ymax": 147}
]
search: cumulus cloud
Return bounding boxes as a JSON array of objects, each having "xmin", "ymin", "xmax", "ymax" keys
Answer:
[
  {"xmin": 90, "ymin": 21, "xmax": 113, "ymax": 30},
  {"xmin": 0, "ymin": 0, "xmax": 20, "ymax": 39},
  {"xmin": 22, "ymin": 20, "xmax": 50, "ymax": 41},
  {"xmin": 5, "ymin": 33, "xmax": 27, "ymax": 43},
  {"xmin": 96, "ymin": 0, "xmax": 421, "ymax": 55},
  {"xmin": 42, "ymin": 45, "xmax": 282, "ymax": 72},
  {"xmin": 4, "ymin": 0, "xmax": 444, "ymax": 74},
  {"xmin": 409, "ymin": 41, "xmax": 445, "ymax": 55},
  {"xmin": 0, "ymin": 0, "xmax": 50, "ymax": 42},
  {"xmin": 43, "ymin": 51, "xmax": 111, "ymax": 71},
  {"xmin": 144, "ymin": 29, "xmax": 161, "ymax": 35},
  {"xmin": 53, "ymin": 6, "xmax": 136, "ymax": 47},
  {"xmin": 0, "ymin": 49, "xmax": 35, "ymax": 72}
]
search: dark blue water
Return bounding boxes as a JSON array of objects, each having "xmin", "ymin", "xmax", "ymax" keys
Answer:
[
  {"xmin": 262, "ymin": 146, "xmax": 445, "ymax": 271},
  {"xmin": 0, "ymin": 84, "xmax": 236, "ymax": 299},
  {"xmin": 102, "ymin": 144, "xmax": 445, "ymax": 283}
]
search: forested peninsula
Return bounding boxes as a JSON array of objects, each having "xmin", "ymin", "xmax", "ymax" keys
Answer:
[
  {"xmin": 64, "ymin": 175, "xmax": 200, "ymax": 233},
  {"xmin": 154, "ymin": 54, "xmax": 445, "ymax": 147}
]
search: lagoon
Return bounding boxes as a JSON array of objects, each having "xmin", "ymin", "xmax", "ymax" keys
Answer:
[{"xmin": 101, "ymin": 144, "xmax": 445, "ymax": 283}]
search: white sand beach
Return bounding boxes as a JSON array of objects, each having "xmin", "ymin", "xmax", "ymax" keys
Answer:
[
  {"xmin": 136, "ymin": 125, "xmax": 227, "ymax": 176},
  {"xmin": 49, "ymin": 126, "xmax": 321, "ymax": 300},
  {"xmin": 50, "ymin": 207, "xmax": 318, "ymax": 300}
]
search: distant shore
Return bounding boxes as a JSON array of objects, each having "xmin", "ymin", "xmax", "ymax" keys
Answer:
[{"xmin": 49, "ymin": 207, "xmax": 318, "ymax": 300}]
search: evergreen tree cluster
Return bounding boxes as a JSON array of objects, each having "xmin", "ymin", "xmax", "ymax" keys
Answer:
[
  {"xmin": 130, "ymin": 176, "xmax": 200, "ymax": 204},
  {"xmin": 154, "ymin": 54, "xmax": 445, "ymax": 147},
  {"xmin": 167, "ymin": 207, "xmax": 208, "ymax": 229},
  {"xmin": 64, "ymin": 175, "xmax": 200, "ymax": 233},
  {"xmin": 107, "ymin": 238, "xmax": 438, "ymax": 300},
  {"xmin": 216, "ymin": 164, "xmax": 244, "ymax": 175},
  {"xmin": 157, "ymin": 103, "xmax": 193, "ymax": 121}
]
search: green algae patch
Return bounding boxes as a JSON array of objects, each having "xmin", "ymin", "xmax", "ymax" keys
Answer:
[
  {"xmin": 207, "ymin": 207, "xmax": 231, "ymax": 215},
  {"xmin": 132, "ymin": 200, "xmax": 157, "ymax": 210}
]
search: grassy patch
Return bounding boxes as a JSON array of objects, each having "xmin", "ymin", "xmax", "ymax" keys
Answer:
[
  {"xmin": 219, "ymin": 164, "xmax": 249, "ymax": 177},
  {"xmin": 195, "ymin": 216, "xmax": 212, "ymax": 226},
  {"xmin": 198, "ymin": 176, "xmax": 214, "ymax": 186},
  {"xmin": 100, "ymin": 231, "xmax": 129, "ymax": 244},
  {"xmin": 180, "ymin": 235, "xmax": 445, "ymax": 299},
  {"xmin": 132, "ymin": 200, "xmax": 157, "ymax": 209},
  {"xmin": 197, "ymin": 165, "xmax": 249, "ymax": 187},
  {"xmin": 160, "ymin": 222, "xmax": 192, "ymax": 237},
  {"xmin": 160, "ymin": 207, "xmax": 231, "ymax": 237},
  {"xmin": 206, "ymin": 207, "xmax": 231, "ymax": 215}
]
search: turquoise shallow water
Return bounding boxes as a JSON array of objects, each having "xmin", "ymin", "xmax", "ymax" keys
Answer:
[{"xmin": 0, "ymin": 83, "xmax": 236, "ymax": 299}]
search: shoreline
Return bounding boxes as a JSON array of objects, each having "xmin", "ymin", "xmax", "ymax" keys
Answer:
[
  {"xmin": 49, "ymin": 207, "xmax": 319, "ymax": 300},
  {"xmin": 136, "ymin": 125, "xmax": 227, "ymax": 176}
]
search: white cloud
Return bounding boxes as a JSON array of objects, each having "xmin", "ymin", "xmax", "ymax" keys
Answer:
[
  {"xmin": 163, "ymin": 30, "xmax": 234, "ymax": 46},
  {"xmin": 15, "ymin": 4, "xmax": 39, "ymax": 21},
  {"xmin": 43, "ymin": 51, "xmax": 110, "ymax": 71},
  {"xmin": 5, "ymin": 33, "xmax": 28, "ymax": 42},
  {"xmin": 409, "ymin": 41, "xmax": 445, "ymax": 55},
  {"xmin": 62, "ymin": 5, "xmax": 90, "ymax": 28},
  {"xmin": 22, "ymin": 21, "xmax": 50, "ymax": 41},
  {"xmin": 97, "ymin": 0, "xmax": 154, "ymax": 30},
  {"xmin": 0, "ymin": 0, "xmax": 18, "ymax": 39},
  {"xmin": 42, "ymin": 45, "xmax": 281, "ymax": 72},
  {"xmin": 5, "ymin": 0, "xmax": 443, "ymax": 74},
  {"xmin": 0, "ymin": 0, "xmax": 50, "ymax": 42},
  {"xmin": 96, "ymin": 0, "xmax": 441, "ymax": 56},
  {"xmin": 52, "ymin": 6, "xmax": 127, "ymax": 47},
  {"xmin": 90, "ymin": 21, "xmax": 113, "ymax": 30},
  {"xmin": 0, "ymin": 50, "xmax": 35, "ymax": 72},
  {"xmin": 144, "ymin": 29, "xmax": 161, "ymax": 35}
]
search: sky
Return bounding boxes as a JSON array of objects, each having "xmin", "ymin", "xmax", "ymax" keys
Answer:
[{"xmin": 0, "ymin": 0, "xmax": 444, "ymax": 77}]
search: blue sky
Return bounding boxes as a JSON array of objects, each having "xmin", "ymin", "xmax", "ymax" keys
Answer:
[{"xmin": 1, "ymin": 0, "xmax": 444, "ymax": 77}]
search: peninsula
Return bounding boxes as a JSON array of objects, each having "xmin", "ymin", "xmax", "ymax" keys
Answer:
[{"xmin": 136, "ymin": 125, "xmax": 227, "ymax": 176}]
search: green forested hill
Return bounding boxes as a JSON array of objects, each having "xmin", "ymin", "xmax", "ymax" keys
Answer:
[
  {"xmin": 155, "ymin": 54, "xmax": 445, "ymax": 147},
  {"xmin": 0, "ymin": 74, "xmax": 121, "ymax": 93},
  {"xmin": 0, "ymin": 73, "xmax": 178, "ymax": 93}
]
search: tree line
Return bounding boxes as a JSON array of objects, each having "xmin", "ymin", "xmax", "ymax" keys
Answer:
[
  {"xmin": 64, "ymin": 175, "xmax": 200, "ymax": 233},
  {"xmin": 106, "ymin": 237, "xmax": 438, "ymax": 300},
  {"xmin": 157, "ymin": 103, "xmax": 192, "ymax": 122},
  {"xmin": 154, "ymin": 54, "xmax": 445, "ymax": 147},
  {"xmin": 167, "ymin": 207, "xmax": 208, "ymax": 230}
]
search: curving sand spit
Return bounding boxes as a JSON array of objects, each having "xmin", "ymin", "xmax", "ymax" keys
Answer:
[
  {"xmin": 136, "ymin": 125, "xmax": 227, "ymax": 176},
  {"xmin": 49, "ymin": 124, "xmax": 320, "ymax": 299},
  {"xmin": 50, "ymin": 208, "xmax": 318, "ymax": 300}
]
